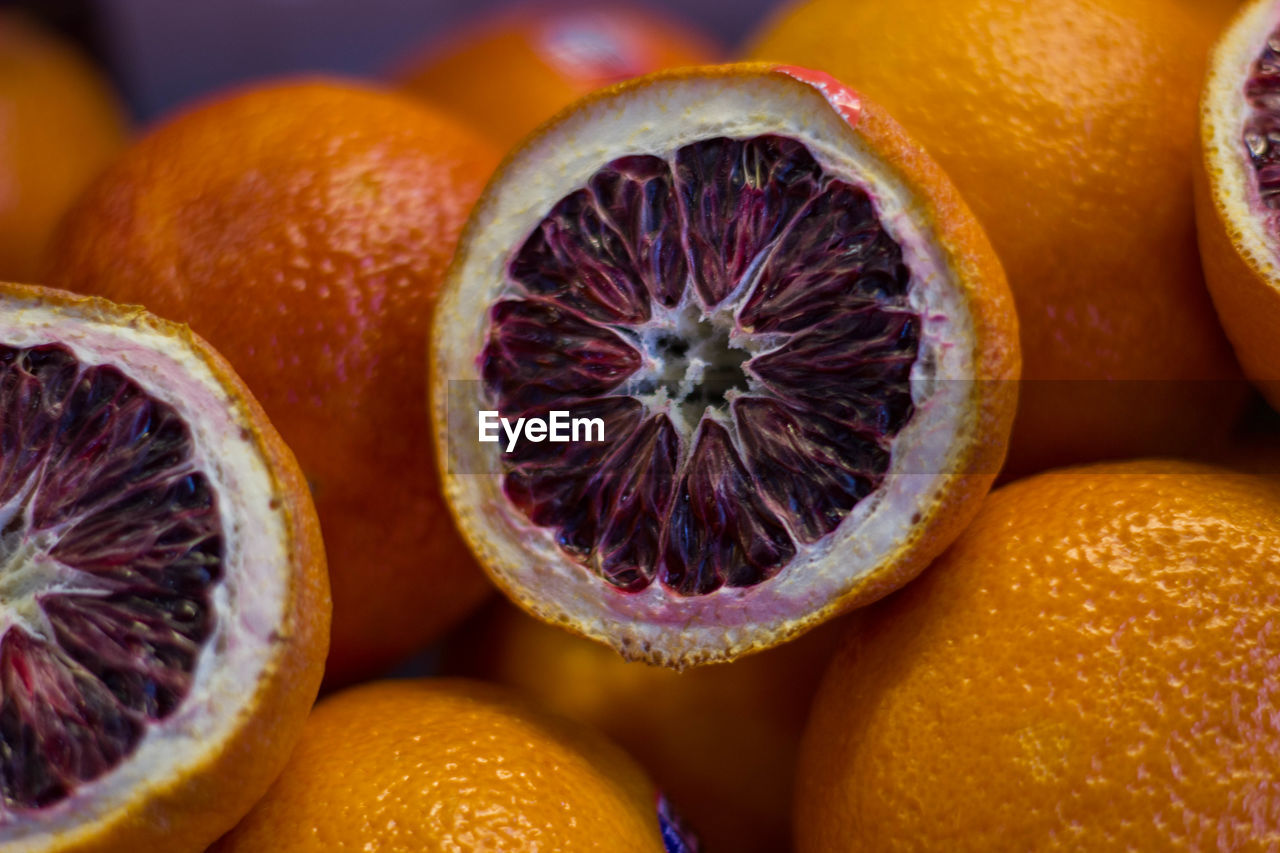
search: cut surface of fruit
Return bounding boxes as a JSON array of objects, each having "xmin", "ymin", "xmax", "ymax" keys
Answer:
[
  {"xmin": 45, "ymin": 78, "xmax": 495, "ymax": 686},
  {"xmin": 752, "ymin": 0, "xmax": 1244, "ymax": 475},
  {"xmin": 0, "ymin": 283, "xmax": 328, "ymax": 852},
  {"xmin": 395, "ymin": 2, "xmax": 719, "ymax": 149},
  {"xmin": 1198, "ymin": 0, "xmax": 1280, "ymax": 408},
  {"xmin": 213, "ymin": 679, "xmax": 685, "ymax": 853},
  {"xmin": 431, "ymin": 64, "xmax": 1019, "ymax": 666},
  {"xmin": 797, "ymin": 461, "xmax": 1280, "ymax": 850}
]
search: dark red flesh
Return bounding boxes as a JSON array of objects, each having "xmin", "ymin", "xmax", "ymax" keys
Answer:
[
  {"xmin": 0, "ymin": 344, "xmax": 221, "ymax": 810},
  {"xmin": 1244, "ymin": 30, "xmax": 1280, "ymax": 209},
  {"xmin": 482, "ymin": 134, "xmax": 920, "ymax": 596}
]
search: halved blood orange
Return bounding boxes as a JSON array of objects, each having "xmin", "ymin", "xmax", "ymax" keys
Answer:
[
  {"xmin": 430, "ymin": 64, "xmax": 1020, "ymax": 666},
  {"xmin": 1198, "ymin": 0, "xmax": 1280, "ymax": 408},
  {"xmin": 0, "ymin": 282, "xmax": 328, "ymax": 851}
]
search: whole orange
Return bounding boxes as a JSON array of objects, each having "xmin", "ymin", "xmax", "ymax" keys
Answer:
[
  {"xmin": 45, "ymin": 79, "xmax": 500, "ymax": 685},
  {"xmin": 213, "ymin": 678, "xmax": 682, "ymax": 852},
  {"xmin": 797, "ymin": 460, "xmax": 1280, "ymax": 850},
  {"xmin": 396, "ymin": 2, "xmax": 718, "ymax": 150},
  {"xmin": 0, "ymin": 11, "xmax": 126, "ymax": 281},
  {"xmin": 445, "ymin": 601, "xmax": 840, "ymax": 852},
  {"xmin": 750, "ymin": 0, "xmax": 1245, "ymax": 474}
]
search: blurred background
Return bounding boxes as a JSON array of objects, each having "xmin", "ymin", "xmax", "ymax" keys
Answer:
[{"xmin": 2, "ymin": 0, "xmax": 764, "ymax": 120}]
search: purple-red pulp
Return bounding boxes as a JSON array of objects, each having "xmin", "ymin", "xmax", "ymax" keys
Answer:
[
  {"xmin": 482, "ymin": 135, "xmax": 920, "ymax": 596},
  {"xmin": 0, "ymin": 344, "xmax": 221, "ymax": 810},
  {"xmin": 1243, "ymin": 29, "xmax": 1280, "ymax": 212}
]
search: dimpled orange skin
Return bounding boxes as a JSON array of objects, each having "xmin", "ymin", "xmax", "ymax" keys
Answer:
[
  {"xmin": 445, "ymin": 601, "xmax": 841, "ymax": 853},
  {"xmin": 750, "ymin": 0, "xmax": 1245, "ymax": 475},
  {"xmin": 212, "ymin": 679, "xmax": 669, "ymax": 853},
  {"xmin": 0, "ymin": 12, "xmax": 127, "ymax": 281},
  {"xmin": 797, "ymin": 460, "xmax": 1280, "ymax": 851},
  {"xmin": 0, "ymin": 281, "xmax": 330, "ymax": 853},
  {"xmin": 45, "ymin": 79, "xmax": 499, "ymax": 686},
  {"xmin": 396, "ymin": 3, "xmax": 719, "ymax": 150}
]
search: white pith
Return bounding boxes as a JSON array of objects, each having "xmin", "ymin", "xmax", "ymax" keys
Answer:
[
  {"xmin": 1205, "ymin": 0, "xmax": 1280, "ymax": 276},
  {"xmin": 433, "ymin": 72, "xmax": 979, "ymax": 664},
  {"xmin": 0, "ymin": 296, "xmax": 289, "ymax": 847}
]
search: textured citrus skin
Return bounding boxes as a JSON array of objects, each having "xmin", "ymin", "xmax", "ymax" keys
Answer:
[
  {"xmin": 396, "ymin": 3, "xmax": 718, "ymax": 150},
  {"xmin": 446, "ymin": 601, "xmax": 840, "ymax": 852},
  {"xmin": 797, "ymin": 460, "xmax": 1280, "ymax": 851},
  {"xmin": 45, "ymin": 79, "xmax": 499, "ymax": 685},
  {"xmin": 1197, "ymin": 0, "xmax": 1280, "ymax": 412},
  {"xmin": 213, "ymin": 679, "xmax": 669, "ymax": 852},
  {"xmin": 751, "ymin": 0, "xmax": 1245, "ymax": 475},
  {"xmin": 0, "ymin": 12, "xmax": 126, "ymax": 282},
  {"xmin": 0, "ymin": 281, "xmax": 329, "ymax": 853}
]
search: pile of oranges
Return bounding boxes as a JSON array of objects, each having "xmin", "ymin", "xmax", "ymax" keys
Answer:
[{"xmin": 6, "ymin": 0, "xmax": 1280, "ymax": 849}]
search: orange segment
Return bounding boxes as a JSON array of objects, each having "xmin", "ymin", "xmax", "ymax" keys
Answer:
[
  {"xmin": 0, "ymin": 281, "xmax": 328, "ymax": 853},
  {"xmin": 44, "ymin": 78, "xmax": 499, "ymax": 685},
  {"xmin": 798, "ymin": 460, "xmax": 1280, "ymax": 850},
  {"xmin": 212, "ymin": 679, "xmax": 680, "ymax": 852},
  {"xmin": 0, "ymin": 12, "xmax": 127, "ymax": 282}
]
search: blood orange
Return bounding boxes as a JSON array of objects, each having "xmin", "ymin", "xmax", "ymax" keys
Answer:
[
  {"xmin": 798, "ymin": 461, "xmax": 1280, "ymax": 849},
  {"xmin": 0, "ymin": 282, "xmax": 328, "ymax": 852},
  {"xmin": 444, "ymin": 601, "xmax": 838, "ymax": 853},
  {"xmin": 396, "ymin": 2, "xmax": 719, "ymax": 150},
  {"xmin": 430, "ymin": 64, "xmax": 1019, "ymax": 666},
  {"xmin": 45, "ymin": 79, "xmax": 497, "ymax": 685},
  {"xmin": 1198, "ymin": 0, "xmax": 1280, "ymax": 411},
  {"xmin": 0, "ymin": 12, "xmax": 126, "ymax": 282}
]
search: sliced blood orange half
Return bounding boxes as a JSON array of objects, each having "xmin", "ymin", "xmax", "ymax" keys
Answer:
[
  {"xmin": 430, "ymin": 64, "xmax": 1020, "ymax": 666},
  {"xmin": 1198, "ymin": 0, "xmax": 1280, "ymax": 408},
  {"xmin": 0, "ymin": 282, "xmax": 328, "ymax": 852}
]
